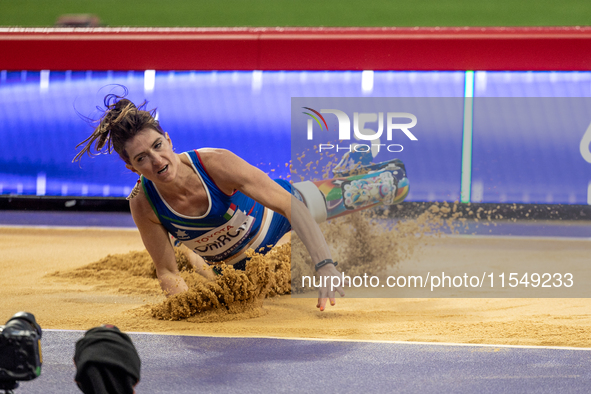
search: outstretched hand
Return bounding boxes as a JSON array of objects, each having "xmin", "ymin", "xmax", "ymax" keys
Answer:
[{"xmin": 316, "ymin": 263, "xmax": 346, "ymax": 311}]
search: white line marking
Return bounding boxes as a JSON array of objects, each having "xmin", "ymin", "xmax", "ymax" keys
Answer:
[{"xmin": 42, "ymin": 329, "xmax": 591, "ymax": 351}]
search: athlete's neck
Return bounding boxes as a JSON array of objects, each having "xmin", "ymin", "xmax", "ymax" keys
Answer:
[{"xmin": 155, "ymin": 153, "xmax": 201, "ymax": 200}]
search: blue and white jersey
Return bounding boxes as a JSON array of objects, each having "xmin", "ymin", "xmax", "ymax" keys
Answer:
[{"xmin": 141, "ymin": 150, "xmax": 289, "ymax": 266}]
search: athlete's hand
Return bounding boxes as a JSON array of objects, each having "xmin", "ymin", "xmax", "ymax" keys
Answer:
[{"xmin": 316, "ymin": 263, "xmax": 345, "ymax": 311}]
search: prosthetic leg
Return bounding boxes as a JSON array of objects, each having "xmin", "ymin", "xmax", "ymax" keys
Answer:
[{"xmin": 293, "ymin": 156, "xmax": 409, "ymax": 223}]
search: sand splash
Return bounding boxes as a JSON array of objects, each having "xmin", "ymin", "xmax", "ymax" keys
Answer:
[
  {"xmin": 46, "ymin": 152, "xmax": 486, "ymax": 321},
  {"xmin": 50, "ymin": 243, "xmax": 292, "ymax": 321},
  {"xmin": 290, "ymin": 204, "xmax": 466, "ymax": 292},
  {"xmin": 151, "ymin": 245, "xmax": 292, "ymax": 321},
  {"xmin": 49, "ymin": 202, "xmax": 469, "ymax": 321}
]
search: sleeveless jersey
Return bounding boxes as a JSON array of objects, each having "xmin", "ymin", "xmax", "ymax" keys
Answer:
[{"xmin": 141, "ymin": 150, "xmax": 276, "ymax": 266}]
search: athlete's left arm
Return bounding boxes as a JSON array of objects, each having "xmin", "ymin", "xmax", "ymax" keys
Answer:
[{"xmin": 200, "ymin": 149, "xmax": 345, "ymax": 310}]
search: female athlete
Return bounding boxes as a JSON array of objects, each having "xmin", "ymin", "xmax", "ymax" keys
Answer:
[{"xmin": 74, "ymin": 94, "xmax": 344, "ymax": 311}]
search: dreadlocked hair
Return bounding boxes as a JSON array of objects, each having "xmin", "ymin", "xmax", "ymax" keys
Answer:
[{"xmin": 73, "ymin": 91, "xmax": 163, "ymax": 164}]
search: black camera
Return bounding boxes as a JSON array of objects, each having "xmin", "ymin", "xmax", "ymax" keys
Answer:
[{"xmin": 0, "ymin": 312, "xmax": 42, "ymax": 392}]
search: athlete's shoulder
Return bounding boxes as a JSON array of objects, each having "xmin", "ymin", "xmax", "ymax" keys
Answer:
[
  {"xmin": 195, "ymin": 148, "xmax": 241, "ymax": 173},
  {"xmin": 195, "ymin": 148, "xmax": 233, "ymax": 159},
  {"xmin": 194, "ymin": 149, "xmax": 243, "ymax": 194},
  {"xmin": 128, "ymin": 184, "xmax": 160, "ymax": 224},
  {"xmin": 197, "ymin": 148, "xmax": 241, "ymax": 164}
]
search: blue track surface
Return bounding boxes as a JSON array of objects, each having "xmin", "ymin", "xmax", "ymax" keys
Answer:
[
  {"xmin": 0, "ymin": 211, "xmax": 135, "ymax": 228},
  {"xmin": 19, "ymin": 330, "xmax": 591, "ymax": 394}
]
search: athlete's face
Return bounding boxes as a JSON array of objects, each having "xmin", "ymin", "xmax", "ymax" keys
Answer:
[{"xmin": 124, "ymin": 128, "xmax": 177, "ymax": 183}]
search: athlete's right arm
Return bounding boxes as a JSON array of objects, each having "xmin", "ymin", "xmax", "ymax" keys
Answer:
[{"xmin": 129, "ymin": 189, "xmax": 189, "ymax": 296}]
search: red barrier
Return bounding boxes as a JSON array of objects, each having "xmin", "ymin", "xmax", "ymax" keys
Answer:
[{"xmin": 2, "ymin": 27, "xmax": 591, "ymax": 71}]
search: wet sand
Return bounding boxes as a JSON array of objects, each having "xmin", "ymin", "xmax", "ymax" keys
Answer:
[{"xmin": 1, "ymin": 227, "xmax": 590, "ymax": 347}]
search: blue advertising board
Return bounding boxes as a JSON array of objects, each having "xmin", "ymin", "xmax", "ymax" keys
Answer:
[
  {"xmin": 1, "ymin": 69, "xmax": 590, "ymax": 205},
  {"xmin": 472, "ymin": 71, "xmax": 591, "ymax": 205}
]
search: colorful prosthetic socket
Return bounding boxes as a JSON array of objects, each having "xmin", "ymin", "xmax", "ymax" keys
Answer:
[{"xmin": 293, "ymin": 158, "xmax": 410, "ymax": 223}]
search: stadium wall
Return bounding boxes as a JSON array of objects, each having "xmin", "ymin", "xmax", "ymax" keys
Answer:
[
  {"xmin": 2, "ymin": 27, "xmax": 591, "ymax": 70},
  {"xmin": 0, "ymin": 27, "xmax": 590, "ymax": 211}
]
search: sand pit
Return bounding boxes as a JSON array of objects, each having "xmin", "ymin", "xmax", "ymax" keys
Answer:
[{"xmin": 1, "ymin": 224, "xmax": 590, "ymax": 348}]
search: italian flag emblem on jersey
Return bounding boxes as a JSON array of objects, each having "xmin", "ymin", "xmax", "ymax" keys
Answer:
[{"xmin": 223, "ymin": 203, "xmax": 237, "ymax": 220}]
